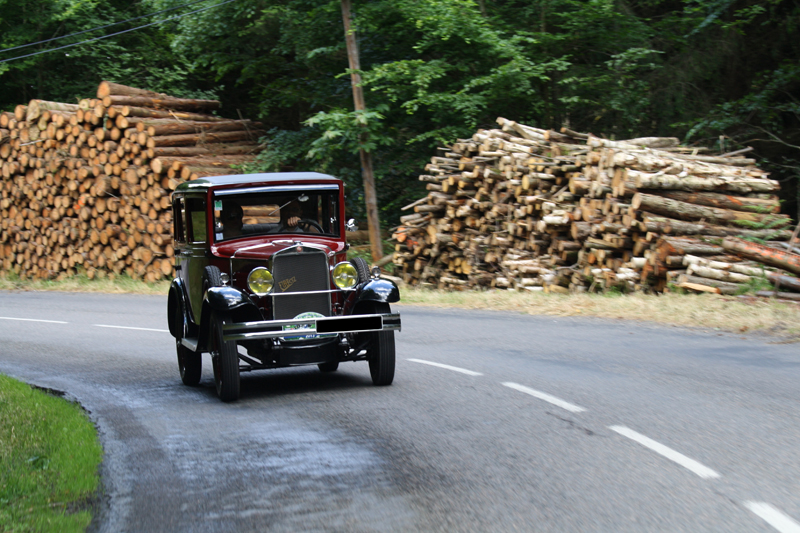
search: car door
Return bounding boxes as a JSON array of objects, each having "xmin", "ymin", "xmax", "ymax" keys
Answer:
[{"xmin": 178, "ymin": 194, "xmax": 211, "ymax": 324}]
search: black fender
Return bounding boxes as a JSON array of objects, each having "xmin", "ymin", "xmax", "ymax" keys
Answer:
[
  {"xmin": 198, "ymin": 286, "xmax": 262, "ymax": 352},
  {"xmin": 167, "ymin": 278, "xmax": 195, "ymax": 339},
  {"xmin": 352, "ymin": 278, "xmax": 400, "ymax": 308}
]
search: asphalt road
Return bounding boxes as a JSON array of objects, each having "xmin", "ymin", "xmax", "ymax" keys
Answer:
[{"xmin": 1, "ymin": 291, "xmax": 799, "ymax": 532}]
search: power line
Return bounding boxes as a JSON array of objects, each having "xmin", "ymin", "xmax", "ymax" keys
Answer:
[
  {"xmin": 0, "ymin": 0, "xmax": 241, "ymax": 65},
  {"xmin": 0, "ymin": 0, "xmax": 214, "ymax": 54}
]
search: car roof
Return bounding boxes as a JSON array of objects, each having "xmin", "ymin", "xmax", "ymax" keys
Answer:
[{"xmin": 174, "ymin": 172, "xmax": 342, "ymax": 193}]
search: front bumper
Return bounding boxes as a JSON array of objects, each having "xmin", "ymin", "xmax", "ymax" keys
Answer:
[{"xmin": 221, "ymin": 313, "xmax": 401, "ymax": 342}]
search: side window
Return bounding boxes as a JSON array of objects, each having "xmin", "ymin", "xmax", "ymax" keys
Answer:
[
  {"xmin": 186, "ymin": 197, "xmax": 207, "ymax": 243},
  {"xmin": 173, "ymin": 196, "xmax": 186, "ymax": 243}
]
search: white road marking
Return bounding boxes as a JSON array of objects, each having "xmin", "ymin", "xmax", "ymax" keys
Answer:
[
  {"xmin": 407, "ymin": 358, "xmax": 483, "ymax": 376},
  {"xmin": 94, "ymin": 324, "xmax": 170, "ymax": 333},
  {"xmin": 745, "ymin": 502, "xmax": 800, "ymax": 533},
  {"xmin": 0, "ymin": 316, "xmax": 69, "ymax": 324},
  {"xmin": 502, "ymin": 382, "xmax": 586, "ymax": 413},
  {"xmin": 609, "ymin": 425, "xmax": 720, "ymax": 479}
]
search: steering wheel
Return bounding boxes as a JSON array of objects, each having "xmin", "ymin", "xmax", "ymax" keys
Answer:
[{"xmin": 281, "ymin": 218, "xmax": 323, "ymax": 233}]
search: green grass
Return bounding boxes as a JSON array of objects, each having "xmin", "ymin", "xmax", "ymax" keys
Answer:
[{"xmin": 0, "ymin": 375, "xmax": 102, "ymax": 533}]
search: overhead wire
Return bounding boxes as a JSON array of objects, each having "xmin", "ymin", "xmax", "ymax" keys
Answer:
[
  {"xmin": 0, "ymin": 0, "xmax": 240, "ymax": 64},
  {"xmin": 0, "ymin": 0, "xmax": 214, "ymax": 54}
]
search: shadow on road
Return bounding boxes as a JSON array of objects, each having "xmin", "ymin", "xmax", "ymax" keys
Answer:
[{"xmin": 192, "ymin": 365, "xmax": 376, "ymax": 403}]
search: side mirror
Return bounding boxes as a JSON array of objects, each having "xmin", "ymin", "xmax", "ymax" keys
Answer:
[{"xmin": 346, "ymin": 219, "xmax": 358, "ymax": 232}]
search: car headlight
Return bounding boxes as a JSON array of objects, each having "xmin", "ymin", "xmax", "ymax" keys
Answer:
[
  {"xmin": 332, "ymin": 262, "xmax": 358, "ymax": 289},
  {"xmin": 247, "ymin": 267, "xmax": 274, "ymax": 295}
]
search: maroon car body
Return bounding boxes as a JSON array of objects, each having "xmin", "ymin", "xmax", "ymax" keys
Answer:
[{"xmin": 167, "ymin": 172, "xmax": 400, "ymax": 402}]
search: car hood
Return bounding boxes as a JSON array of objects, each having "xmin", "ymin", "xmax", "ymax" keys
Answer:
[{"xmin": 211, "ymin": 237, "xmax": 346, "ymax": 260}]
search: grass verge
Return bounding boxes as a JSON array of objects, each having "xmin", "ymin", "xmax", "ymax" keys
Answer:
[
  {"xmin": 0, "ymin": 375, "xmax": 102, "ymax": 533},
  {"xmin": 0, "ymin": 272, "xmax": 169, "ymax": 295}
]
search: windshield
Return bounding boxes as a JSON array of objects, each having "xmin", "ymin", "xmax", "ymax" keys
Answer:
[{"xmin": 213, "ymin": 189, "xmax": 340, "ymax": 242}]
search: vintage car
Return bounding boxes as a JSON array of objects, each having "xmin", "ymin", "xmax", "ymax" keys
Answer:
[{"xmin": 167, "ymin": 172, "xmax": 401, "ymax": 402}]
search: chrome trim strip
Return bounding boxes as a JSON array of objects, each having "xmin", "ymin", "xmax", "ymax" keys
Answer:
[{"xmin": 270, "ymin": 288, "xmax": 354, "ymax": 296}]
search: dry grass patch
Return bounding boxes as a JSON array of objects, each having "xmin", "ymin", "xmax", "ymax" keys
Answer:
[
  {"xmin": 400, "ymin": 288, "xmax": 800, "ymax": 340},
  {"xmin": 0, "ymin": 273, "xmax": 169, "ymax": 295}
]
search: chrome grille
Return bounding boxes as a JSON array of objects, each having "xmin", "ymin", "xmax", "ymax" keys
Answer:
[{"xmin": 271, "ymin": 247, "xmax": 331, "ymax": 319}]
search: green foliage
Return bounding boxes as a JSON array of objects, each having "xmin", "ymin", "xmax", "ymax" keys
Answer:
[
  {"xmin": 304, "ymin": 105, "xmax": 394, "ymax": 160},
  {"xmin": 0, "ymin": 0, "xmax": 202, "ymax": 107},
  {"xmin": 0, "ymin": 375, "xmax": 102, "ymax": 532},
  {"xmin": 1, "ymin": 0, "xmax": 799, "ymax": 225},
  {"xmin": 734, "ymin": 272, "xmax": 775, "ymax": 295}
]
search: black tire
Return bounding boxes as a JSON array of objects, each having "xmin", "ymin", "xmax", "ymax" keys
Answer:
[
  {"xmin": 210, "ymin": 311, "xmax": 240, "ymax": 402},
  {"xmin": 367, "ymin": 302, "xmax": 395, "ymax": 386},
  {"xmin": 318, "ymin": 361, "xmax": 339, "ymax": 372},
  {"xmin": 177, "ymin": 339, "xmax": 202, "ymax": 386},
  {"xmin": 202, "ymin": 265, "xmax": 223, "ymax": 294},
  {"xmin": 350, "ymin": 257, "xmax": 370, "ymax": 284}
]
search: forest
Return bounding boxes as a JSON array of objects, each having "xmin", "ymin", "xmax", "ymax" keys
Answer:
[{"xmin": 1, "ymin": 0, "xmax": 798, "ymax": 226}]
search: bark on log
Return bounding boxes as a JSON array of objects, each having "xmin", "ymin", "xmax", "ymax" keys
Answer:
[
  {"xmin": 152, "ymin": 143, "xmax": 260, "ymax": 157},
  {"xmin": 767, "ymin": 273, "xmax": 800, "ymax": 292},
  {"xmin": 111, "ymin": 105, "xmax": 228, "ymax": 122},
  {"xmin": 647, "ymin": 190, "xmax": 780, "ymax": 214},
  {"xmin": 140, "ymin": 119, "xmax": 260, "ymax": 137},
  {"xmin": 97, "ymin": 81, "xmax": 171, "ymax": 99},
  {"xmin": 26, "ymin": 101, "xmax": 79, "ymax": 122},
  {"xmin": 676, "ymin": 274, "xmax": 741, "ymax": 294},
  {"xmin": 102, "ymin": 95, "xmax": 221, "ymax": 112},
  {"xmin": 152, "ymin": 130, "xmax": 262, "ymax": 147},
  {"xmin": 639, "ymin": 215, "xmax": 794, "ymax": 240},
  {"xmin": 630, "ymin": 170, "xmax": 779, "ymax": 193},
  {"xmin": 633, "ymin": 193, "xmax": 791, "ymax": 227},
  {"xmin": 722, "ymin": 238, "xmax": 800, "ymax": 276},
  {"xmin": 755, "ymin": 291, "xmax": 800, "ymax": 301}
]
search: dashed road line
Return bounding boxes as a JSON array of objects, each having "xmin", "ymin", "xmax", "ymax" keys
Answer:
[
  {"xmin": 609, "ymin": 425, "xmax": 720, "ymax": 479},
  {"xmin": 407, "ymin": 358, "xmax": 483, "ymax": 376},
  {"xmin": 94, "ymin": 324, "xmax": 170, "ymax": 333},
  {"xmin": 744, "ymin": 502, "xmax": 800, "ymax": 533},
  {"xmin": 502, "ymin": 381, "xmax": 586, "ymax": 413},
  {"xmin": 0, "ymin": 316, "xmax": 69, "ymax": 324}
]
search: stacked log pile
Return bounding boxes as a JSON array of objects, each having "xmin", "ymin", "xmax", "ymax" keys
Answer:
[
  {"xmin": 392, "ymin": 117, "xmax": 800, "ymax": 296},
  {"xmin": 0, "ymin": 81, "xmax": 263, "ymax": 282}
]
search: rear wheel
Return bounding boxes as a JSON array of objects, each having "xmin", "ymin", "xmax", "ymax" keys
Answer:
[
  {"xmin": 210, "ymin": 311, "xmax": 240, "ymax": 402},
  {"xmin": 177, "ymin": 340, "xmax": 202, "ymax": 386},
  {"xmin": 367, "ymin": 302, "xmax": 395, "ymax": 386}
]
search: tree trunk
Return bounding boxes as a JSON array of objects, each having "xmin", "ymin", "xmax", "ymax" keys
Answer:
[{"xmin": 341, "ymin": 0, "xmax": 383, "ymax": 262}]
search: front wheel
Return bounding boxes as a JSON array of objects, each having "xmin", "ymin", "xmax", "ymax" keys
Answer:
[
  {"xmin": 368, "ymin": 302, "xmax": 395, "ymax": 386},
  {"xmin": 177, "ymin": 340, "xmax": 202, "ymax": 386},
  {"xmin": 210, "ymin": 311, "xmax": 240, "ymax": 402},
  {"xmin": 369, "ymin": 331, "xmax": 395, "ymax": 385}
]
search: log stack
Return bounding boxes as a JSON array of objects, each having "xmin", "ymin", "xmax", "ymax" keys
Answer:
[
  {"xmin": 0, "ymin": 82, "xmax": 264, "ymax": 282},
  {"xmin": 392, "ymin": 117, "xmax": 800, "ymax": 296}
]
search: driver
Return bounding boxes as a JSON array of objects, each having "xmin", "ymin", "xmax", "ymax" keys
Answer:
[
  {"xmin": 281, "ymin": 200, "xmax": 303, "ymax": 230},
  {"xmin": 221, "ymin": 202, "xmax": 244, "ymax": 239},
  {"xmin": 280, "ymin": 200, "xmax": 319, "ymax": 233}
]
